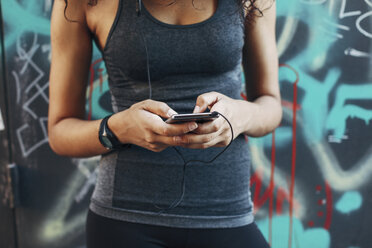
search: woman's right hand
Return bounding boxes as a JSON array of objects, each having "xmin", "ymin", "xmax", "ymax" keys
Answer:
[{"xmin": 107, "ymin": 99, "xmax": 198, "ymax": 152}]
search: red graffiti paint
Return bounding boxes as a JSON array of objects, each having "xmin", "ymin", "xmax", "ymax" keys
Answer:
[
  {"xmin": 246, "ymin": 63, "xmax": 334, "ymax": 237},
  {"xmin": 240, "ymin": 92, "xmax": 247, "ymax": 100},
  {"xmin": 311, "ymin": 181, "xmax": 333, "ymax": 229},
  {"xmin": 281, "ymin": 99, "xmax": 302, "ymax": 110},
  {"xmin": 88, "ymin": 58, "xmax": 104, "ymax": 120},
  {"xmin": 316, "ymin": 185, "xmax": 322, "ymax": 192},
  {"xmin": 250, "ymin": 171, "xmax": 301, "ymax": 214},
  {"xmin": 275, "ymin": 188, "xmax": 287, "ymax": 214},
  {"xmin": 98, "ymin": 68, "xmax": 104, "ymax": 93},
  {"xmin": 324, "ymin": 181, "xmax": 333, "ymax": 230},
  {"xmin": 278, "ymin": 63, "xmax": 299, "ymax": 248},
  {"xmin": 248, "ymin": 63, "xmax": 334, "ymax": 239}
]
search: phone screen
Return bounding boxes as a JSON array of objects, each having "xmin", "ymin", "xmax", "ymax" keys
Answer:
[{"xmin": 165, "ymin": 112, "xmax": 220, "ymax": 124}]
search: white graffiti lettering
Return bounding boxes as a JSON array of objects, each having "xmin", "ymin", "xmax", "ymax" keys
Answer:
[
  {"xmin": 339, "ymin": 0, "xmax": 362, "ymax": 19},
  {"xmin": 16, "ymin": 117, "xmax": 49, "ymax": 157},
  {"xmin": 13, "ymin": 33, "xmax": 50, "ymax": 158},
  {"xmin": 356, "ymin": 11, "xmax": 372, "ymax": 38}
]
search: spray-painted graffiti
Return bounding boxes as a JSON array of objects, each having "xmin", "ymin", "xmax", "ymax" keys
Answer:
[
  {"xmin": 3, "ymin": 0, "xmax": 51, "ymax": 50},
  {"xmin": 250, "ymin": 0, "xmax": 372, "ymax": 247},
  {"xmin": 335, "ymin": 191, "xmax": 362, "ymax": 214},
  {"xmin": 1, "ymin": 0, "xmax": 371, "ymax": 247},
  {"xmin": 3, "ymin": 0, "xmax": 110, "ymax": 158},
  {"xmin": 10, "ymin": 33, "xmax": 49, "ymax": 158},
  {"xmin": 38, "ymin": 156, "xmax": 99, "ymax": 245}
]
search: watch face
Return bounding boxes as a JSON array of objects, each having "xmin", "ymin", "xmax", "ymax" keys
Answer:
[
  {"xmin": 100, "ymin": 128, "xmax": 113, "ymax": 149},
  {"xmin": 99, "ymin": 115, "xmax": 122, "ymax": 150},
  {"xmin": 101, "ymin": 135, "xmax": 113, "ymax": 148}
]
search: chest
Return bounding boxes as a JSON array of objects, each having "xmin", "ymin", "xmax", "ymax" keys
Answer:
[
  {"xmin": 102, "ymin": 0, "xmax": 244, "ymax": 82},
  {"xmin": 86, "ymin": 0, "xmax": 219, "ymax": 51}
]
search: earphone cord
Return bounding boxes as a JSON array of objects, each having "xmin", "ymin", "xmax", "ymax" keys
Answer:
[
  {"xmin": 139, "ymin": 27, "xmax": 152, "ymax": 100},
  {"xmin": 138, "ymin": 16, "xmax": 234, "ymax": 215},
  {"xmin": 153, "ymin": 114, "xmax": 234, "ymax": 214}
]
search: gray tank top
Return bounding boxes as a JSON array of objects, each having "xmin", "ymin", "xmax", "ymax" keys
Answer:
[{"xmin": 89, "ymin": 0, "xmax": 255, "ymax": 228}]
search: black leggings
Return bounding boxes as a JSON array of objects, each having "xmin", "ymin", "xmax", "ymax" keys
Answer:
[{"xmin": 86, "ymin": 209, "xmax": 270, "ymax": 248}]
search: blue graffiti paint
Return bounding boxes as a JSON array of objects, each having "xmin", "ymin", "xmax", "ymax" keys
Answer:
[
  {"xmin": 248, "ymin": 0, "xmax": 366, "ymax": 145},
  {"xmin": 256, "ymin": 215, "xmax": 330, "ymax": 248},
  {"xmin": 3, "ymin": 0, "xmax": 110, "ymax": 119},
  {"xmin": 276, "ymin": 0, "xmax": 372, "ymax": 142},
  {"xmin": 277, "ymin": 65, "xmax": 340, "ymax": 143},
  {"xmin": 277, "ymin": 0, "xmax": 336, "ymax": 70},
  {"xmin": 250, "ymin": 127, "xmax": 293, "ymax": 148},
  {"xmin": 326, "ymin": 84, "xmax": 372, "ymax": 139},
  {"xmin": 2, "ymin": 0, "xmax": 51, "ymax": 49},
  {"xmin": 279, "ymin": 63, "xmax": 372, "ymax": 142},
  {"xmin": 335, "ymin": 191, "xmax": 362, "ymax": 214},
  {"xmin": 251, "ymin": 64, "xmax": 341, "ymax": 148},
  {"xmin": 85, "ymin": 79, "xmax": 112, "ymax": 120},
  {"xmin": 89, "ymin": 60, "xmax": 111, "ymax": 119}
]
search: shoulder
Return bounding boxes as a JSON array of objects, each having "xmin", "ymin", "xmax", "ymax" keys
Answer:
[
  {"xmin": 51, "ymin": 0, "xmax": 93, "ymax": 57},
  {"xmin": 52, "ymin": 0, "xmax": 89, "ymax": 25}
]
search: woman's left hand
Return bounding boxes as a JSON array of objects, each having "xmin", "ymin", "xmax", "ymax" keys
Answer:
[{"xmin": 174, "ymin": 91, "xmax": 246, "ymax": 149}]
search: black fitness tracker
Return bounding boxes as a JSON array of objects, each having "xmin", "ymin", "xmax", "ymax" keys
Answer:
[{"xmin": 98, "ymin": 114, "xmax": 130, "ymax": 150}]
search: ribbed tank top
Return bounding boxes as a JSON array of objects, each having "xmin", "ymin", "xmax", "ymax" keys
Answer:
[{"xmin": 89, "ymin": 0, "xmax": 255, "ymax": 228}]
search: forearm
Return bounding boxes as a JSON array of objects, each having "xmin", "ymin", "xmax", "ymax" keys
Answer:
[
  {"xmin": 48, "ymin": 117, "xmax": 110, "ymax": 158},
  {"xmin": 236, "ymin": 95, "xmax": 282, "ymax": 137}
]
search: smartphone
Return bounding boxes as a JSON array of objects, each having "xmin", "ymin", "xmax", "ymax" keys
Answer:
[{"xmin": 165, "ymin": 111, "xmax": 220, "ymax": 124}]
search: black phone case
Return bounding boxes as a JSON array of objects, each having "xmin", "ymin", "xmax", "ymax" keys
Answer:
[{"xmin": 165, "ymin": 112, "xmax": 220, "ymax": 124}]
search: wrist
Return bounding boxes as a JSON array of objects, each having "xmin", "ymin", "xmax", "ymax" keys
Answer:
[
  {"xmin": 98, "ymin": 111, "xmax": 131, "ymax": 151},
  {"xmin": 107, "ymin": 110, "xmax": 130, "ymax": 145},
  {"xmin": 233, "ymin": 99, "xmax": 257, "ymax": 136},
  {"xmin": 238, "ymin": 96, "xmax": 282, "ymax": 137}
]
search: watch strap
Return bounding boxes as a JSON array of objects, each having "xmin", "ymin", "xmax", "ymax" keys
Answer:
[{"xmin": 99, "ymin": 114, "xmax": 130, "ymax": 150}]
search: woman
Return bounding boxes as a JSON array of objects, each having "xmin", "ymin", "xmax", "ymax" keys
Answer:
[{"xmin": 48, "ymin": 0, "xmax": 281, "ymax": 247}]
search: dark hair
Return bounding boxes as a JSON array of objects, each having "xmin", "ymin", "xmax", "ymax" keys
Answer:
[{"xmin": 64, "ymin": 0, "xmax": 274, "ymax": 26}]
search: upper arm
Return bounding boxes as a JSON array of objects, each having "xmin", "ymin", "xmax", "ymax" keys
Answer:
[
  {"xmin": 48, "ymin": 0, "xmax": 92, "ymax": 132},
  {"xmin": 242, "ymin": 0, "xmax": 280, "ymax": 102}
]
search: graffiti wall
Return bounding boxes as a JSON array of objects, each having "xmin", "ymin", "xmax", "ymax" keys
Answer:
[
  {"xmin": 0, "ymin": 2, "xmax": 17, "ymax": 246},
  {"xmin": 0, "ymin": 0, "xmax": 371, "ymax": 247},
  {"xmin": 251, "ymin": 1, "xmax": 372, "ymax": 247}
]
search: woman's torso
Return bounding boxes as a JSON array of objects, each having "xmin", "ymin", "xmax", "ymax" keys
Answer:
[{"xmin": 87, "ymin": 0, "xmax": 254, "ymax": 228}]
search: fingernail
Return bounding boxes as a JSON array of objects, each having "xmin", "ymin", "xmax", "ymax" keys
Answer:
[
  {"xmin": 167, "ymin": 109, "xmax": 177, "ymax": 117},
  {"xmin": 189, "ymin": 123, "xmax": 198, "ymax": 131},
  {"xmin": 193, "ymin": 106, "xmax": 200, "ymax": 113}
]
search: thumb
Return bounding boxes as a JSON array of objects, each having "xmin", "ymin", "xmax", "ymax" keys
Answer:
[
  {"xmin": 193, "ymin": 92, "xmax": 221, "ymax": 113},
  {"xmin": 141, "ymin": 100, "xmax": 178, "ymax": 119}
]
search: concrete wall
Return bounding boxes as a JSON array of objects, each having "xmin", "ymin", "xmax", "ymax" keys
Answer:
[{"xmin": 0, "ymin": 0, "xmax": 371, "ymax": 247}]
